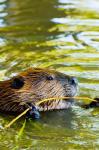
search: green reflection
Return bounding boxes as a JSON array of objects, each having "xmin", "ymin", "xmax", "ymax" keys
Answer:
[{"xmin": 0, "ymin": 0, "xmax": 99, "ymax": 149}]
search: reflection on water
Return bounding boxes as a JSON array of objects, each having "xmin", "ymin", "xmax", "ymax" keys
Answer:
[{"xmin": 0, "ymin": 0, "xmax": 99, "ymax": 149}]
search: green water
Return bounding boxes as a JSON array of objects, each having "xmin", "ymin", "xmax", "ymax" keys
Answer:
[{"xmin": 0, "ymin": 0, "xmax": 99, "ymax": 149}]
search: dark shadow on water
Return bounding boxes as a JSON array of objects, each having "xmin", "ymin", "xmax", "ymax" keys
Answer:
[{"xmin": 41, "ymin": 108, "xmax": 75, "ymax": 128}]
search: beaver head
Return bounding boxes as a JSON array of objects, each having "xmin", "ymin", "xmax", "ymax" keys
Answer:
[{"xmin": 0, "ymin": 68, "xmax": 78, "ymax": 113}]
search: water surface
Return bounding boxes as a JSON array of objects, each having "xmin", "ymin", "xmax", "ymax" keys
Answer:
[{"xmin": 0, "ymin": 0, "xmax": 99, "ymax": 149}]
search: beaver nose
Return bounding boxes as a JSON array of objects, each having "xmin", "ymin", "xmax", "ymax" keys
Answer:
[{"xmin": 70, "ymin": 77, "xmax": 78, "ymax": 85}]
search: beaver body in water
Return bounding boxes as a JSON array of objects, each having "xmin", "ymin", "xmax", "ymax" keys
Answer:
[
  {"xmin": 0, "ymin": 68, "xmax": 78, "ymax": 117},
  {"xmin": 83, "ymin": 98, "xmax": 99, "ymax": 109}
]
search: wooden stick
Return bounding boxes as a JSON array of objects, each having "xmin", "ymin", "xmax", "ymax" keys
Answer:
[
  {"xmin": 36, "ymin": 96, "xmax": 96, "ymax": 106},
  {"xmin": 4, "ymin": 108, "xmax": 30, "ymax": 129},
  {"xmin": 4, "ymin": 96, "xmax": 96, "ymax": 129}
]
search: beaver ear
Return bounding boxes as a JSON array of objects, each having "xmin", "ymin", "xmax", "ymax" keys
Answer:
[{"xmin": 11, "ymin": 76, "xmax": 24, "ymax": 89}]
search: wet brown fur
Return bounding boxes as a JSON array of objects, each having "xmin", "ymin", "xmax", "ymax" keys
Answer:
[{"xmin": 0, "ymin": 68, "xmax": 77, "ymax": 113}]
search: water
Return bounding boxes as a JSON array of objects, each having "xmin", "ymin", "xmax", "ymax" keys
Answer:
[{"xmin": 0, "ymin": 0, "xmax": 99, "ymax": 149}]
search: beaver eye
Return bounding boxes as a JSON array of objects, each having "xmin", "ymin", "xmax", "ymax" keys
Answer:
[
  {"xmin": 11, "ymin": 76, "xmax": 24, "ymax": 89},
  {"xmin": 46, "ymin": 76, "xmax": 54, "ymax": 80}
]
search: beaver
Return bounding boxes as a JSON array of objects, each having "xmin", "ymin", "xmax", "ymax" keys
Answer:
[{"xmin": 0, "ymin": 68, "xmax": 78, "ymax": 118}]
